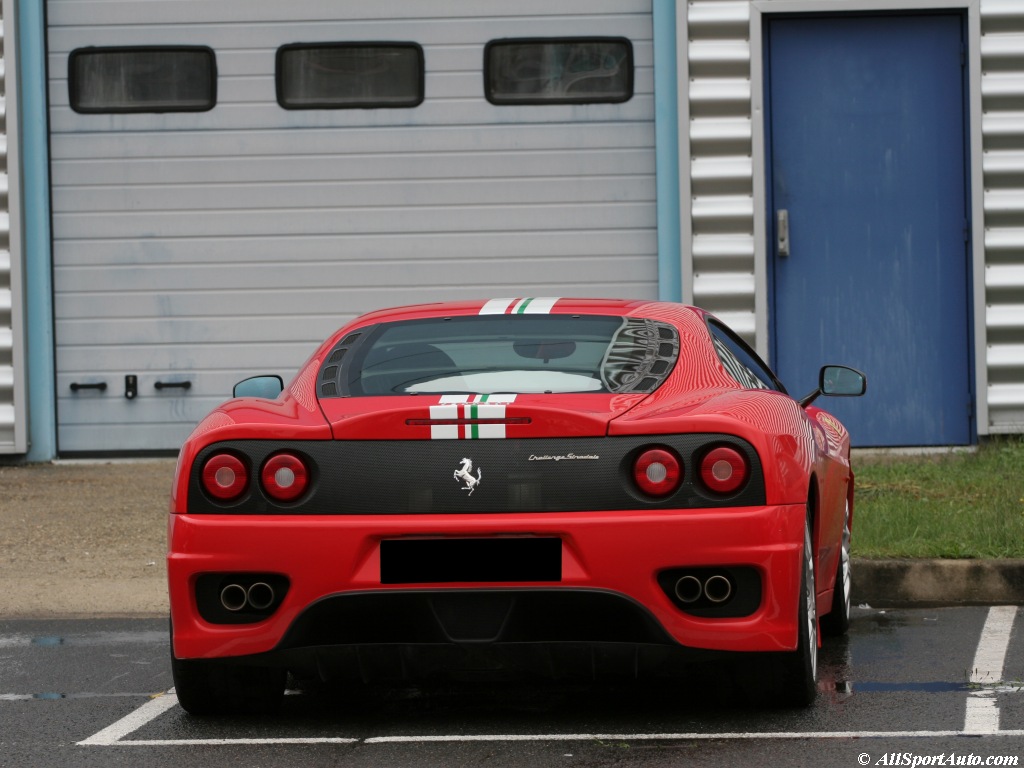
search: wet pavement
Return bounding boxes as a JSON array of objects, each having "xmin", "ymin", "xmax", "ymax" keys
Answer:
[{"xmin": 1, "ymin": 606, "xmax": 1022, "ymax": 767}]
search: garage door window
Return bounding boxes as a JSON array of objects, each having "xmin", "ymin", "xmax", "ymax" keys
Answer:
[
  {"xmin": 485, "ymin": 38, "xmax": 633, "ymax": 105},
  {"xmin": 277, "ymin": 43, "xmax": 424, "ymax": 109},
  {"xmin": 68, "ymin": 47, "xmax": 216, "ymax": 113}
]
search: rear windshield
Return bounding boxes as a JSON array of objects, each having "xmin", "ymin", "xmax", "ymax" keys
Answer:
[{"xmin": 317, "ymin": 315, "xmax": 680, "ymax": 397}]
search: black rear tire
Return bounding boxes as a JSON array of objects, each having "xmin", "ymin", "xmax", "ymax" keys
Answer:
[
  {"xmin": 756, "ymin": 511, "xmax": 818, "ymax": 708},
  {"xmin": 820, "ymin": 499, "xmax": 852, "ymax": 637},
  {"xmin": 170, "ymin": 625, "xmax": 286, "ymax": 716}
]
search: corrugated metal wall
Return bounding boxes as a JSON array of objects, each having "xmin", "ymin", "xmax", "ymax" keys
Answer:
[
  {"xmin": 982, "ymin": 0, "xmax": 1024, "ymax": 432},
  {"xmin": 682, "ymin": 0, "xmax": 1024, "ymax": 435},
  {"xmin": 684, "ymin": 0, "xmax": 757, "ymax": 340},
  {"xmin": 0, "ymin": 0, "xmax": 26, "ymax": 453},
  {"xmin": 46, "ymin": 0, "xmax": 657, "ymax": 452}
]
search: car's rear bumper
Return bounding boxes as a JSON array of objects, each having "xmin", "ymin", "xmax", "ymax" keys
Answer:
[{"xmin": 168, "ymin": 504, "xmax": 806, "ymax": 661}]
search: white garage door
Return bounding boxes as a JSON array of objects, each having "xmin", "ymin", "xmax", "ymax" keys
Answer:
[{"xmin": 47, "ymin": 0, "xmax": 657, "ymax": 453}]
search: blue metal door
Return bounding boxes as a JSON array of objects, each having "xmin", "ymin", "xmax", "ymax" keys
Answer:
[{"xmin": 766, "ymin": 14, "xmax": 973, "ymax": 446}]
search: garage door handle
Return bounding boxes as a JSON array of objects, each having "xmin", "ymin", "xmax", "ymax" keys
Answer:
[
  {"xmin": 70, "ymin": 381, "xmax": 108, "ymax": 393},
  {"xmin": 155, "ymin": 380, "xmax": 193, "ymax": 392},
  {"xmin": 776, "ymin": 209, "xmax": 790, "ymax": 257}
]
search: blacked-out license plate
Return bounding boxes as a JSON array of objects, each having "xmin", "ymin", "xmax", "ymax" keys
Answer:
[{"xmin": 380, "ymin": 537, "xmax": 562, "ymax": 585}]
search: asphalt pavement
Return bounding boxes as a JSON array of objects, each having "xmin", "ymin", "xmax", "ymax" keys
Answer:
[
  {"xmin": 0, "ymin": 458, "xmax": 1022, "ymax": 617},
  {"xmin": 4, "ymin": 606, "xmax": 1024, "ymax": 767}
]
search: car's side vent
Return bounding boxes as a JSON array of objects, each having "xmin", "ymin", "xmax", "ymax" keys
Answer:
[{"xmin": 318, "ymin": 331, "xmax": 366, "ymax": 398}]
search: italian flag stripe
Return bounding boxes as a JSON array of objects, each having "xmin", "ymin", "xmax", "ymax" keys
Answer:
[
  {"xmin": 480, "ymin": 298, "xmax": 516, "ymax": 315},
  {"xmin": 524, "ymin": 297, "xmax": 560, "ymax": 314},
  {"xmin": 479, "ymin": 298, "xmax": 560, "ymax": 315},
  {"xmin": 430, "ymin": 394, "xmax": 516, "ymax": 439}
]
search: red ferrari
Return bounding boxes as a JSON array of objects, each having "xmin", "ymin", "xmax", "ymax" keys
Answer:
[{"xmin": 168, "ymin": 299, "xmax": 865, "ymax": 714}]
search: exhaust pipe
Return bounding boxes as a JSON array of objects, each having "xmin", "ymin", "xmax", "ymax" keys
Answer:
[
  {"xmin": 246, "ymin": 582, "xmax": 276, "ymax": 611},
  {"xmin": 674, "ymin": 575, "xmax": 704, "ymax": 604},
  {"xmin": 220, "ymin": 583, "xmax": 248, "ymax": 612},
  {"xmin": 198, "ymin": 574, "xmax": 287, "ymax": 623},
  {"xmin": 704, "ymin": 574, "xmax": 733, "ymax": 604}
]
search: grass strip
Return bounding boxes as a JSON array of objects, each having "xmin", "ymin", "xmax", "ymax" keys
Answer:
[{"xmin": 852, "ymin": 436, "xmax": 1024, "ymax": 559}]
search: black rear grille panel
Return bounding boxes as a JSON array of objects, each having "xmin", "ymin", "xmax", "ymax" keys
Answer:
[
  {"xmin": 275, "ymin": 589, "xmax": 677, "ymax": 648},
  {"xmin": 187, "ymin": 435, "xmax": 765, "ymax": 515}
]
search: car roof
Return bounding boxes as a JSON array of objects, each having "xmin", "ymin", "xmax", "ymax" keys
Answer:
[{"xmin": 350, "ymin": 298, "xmax": 700, "ymax": 327}]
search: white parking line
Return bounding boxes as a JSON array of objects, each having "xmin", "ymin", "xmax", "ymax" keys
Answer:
[
  {"xmin": 964, "ymin": 606, "xmax": 1018, "ymax": 735},
  {"xmin": 364, "ymin": 731, "xmax": 1024, "ymax": 743},
  {"xmin": 83, "ymin": 727, "xmax": 1024, "ymax": 747},
  {"xmin": 77, "ymin": 693, "xmax": 1024, "ymax": 747},
  {"xmin": 112, "ymin": 738, "xmax": 361, "ymax": 746},
  {"xmin": 77, "ymin": 691, "xmax": 180, "ymax": 746}
]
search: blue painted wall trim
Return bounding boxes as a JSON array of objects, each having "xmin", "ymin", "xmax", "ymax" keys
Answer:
[
  {"xmin": 18, "ymin": 0, "xmax": 57, "ymax": 460},
  {"xmin": 653, "ymin": 0, "xmax": 681, "ymax": 302}
]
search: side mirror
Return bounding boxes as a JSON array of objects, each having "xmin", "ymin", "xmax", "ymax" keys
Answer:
[
  {"xmin": 233, "ymin": 375, "xmax": 284, "ymax": 399},
  {"xmin": 799, "ymin": 366, "xmax": 866, "ymax": 408},
  {"xmin": 820, "ymin": 365, "xmax": 866, "ymax": 397}
]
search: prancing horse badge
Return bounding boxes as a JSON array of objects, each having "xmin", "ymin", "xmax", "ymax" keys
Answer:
[{"xmin": 453, "ymin": 458, "xmax": 482, "ymax": 495}]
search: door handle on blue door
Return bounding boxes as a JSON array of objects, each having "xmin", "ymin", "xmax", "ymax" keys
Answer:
[{"xmin": 776, "ymin": 209, "xmax": 790, "ymax": 257}]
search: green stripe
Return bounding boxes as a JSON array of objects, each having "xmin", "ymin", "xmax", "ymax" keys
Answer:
[
  {"xmin": 469, "ymin": 403, "xmax": 479, "ymax": 438},
  {"xmin": 516, "ymin": 298, "xmax": 534, "ymax": 314}
]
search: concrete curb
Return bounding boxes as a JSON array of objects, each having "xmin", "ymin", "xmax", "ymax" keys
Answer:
[{"xmin": 853, "ymin": 558, "xmax": 1024, "ymax": 607}]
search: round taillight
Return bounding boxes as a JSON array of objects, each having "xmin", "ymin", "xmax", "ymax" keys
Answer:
[
  {"xmin": 261, "ymin": 453, "xmax": 309, "ymax": 502},
  {"xmin": 700, "ymin": 447, "xmax": 748, "ymax": 494},
  {"xmin": 633, "ymin": 448, "xmax": 682, "ymax": 497},
  {"xmin": 201, "ymin": 453, "xmax": 248, "ymax": 501}
]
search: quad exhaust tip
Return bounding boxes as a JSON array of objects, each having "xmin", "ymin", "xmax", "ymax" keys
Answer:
[
  {"xmin": 674, "ymin": 574, "xmax": 704, "ymax": 604},
  {"xmin": 674, "ymin": 573, "xmax": 733, "ymax": 605},
  {"xmin": 220, "ymin": 583, "xmax": 249, "ymax": 612},
  {"xmin": 246, "ymin": 582, "xmax": 276, "ymax": 611},
  {"xmin": 703, "ymin": 574, "xmax": 733, "ymax": 604},
  {"xmin": 219, "ymin": 582, "xmax": 276, "ymax": 612},
  {"xmin": 197, "ymin": 573, "xmax": 289, "ymax": 624}
]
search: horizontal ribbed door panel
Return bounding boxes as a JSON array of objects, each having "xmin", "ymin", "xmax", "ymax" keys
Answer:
[{"xmin": 47, "ymin": 0, "xmax": 656, "ymax": 452}]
